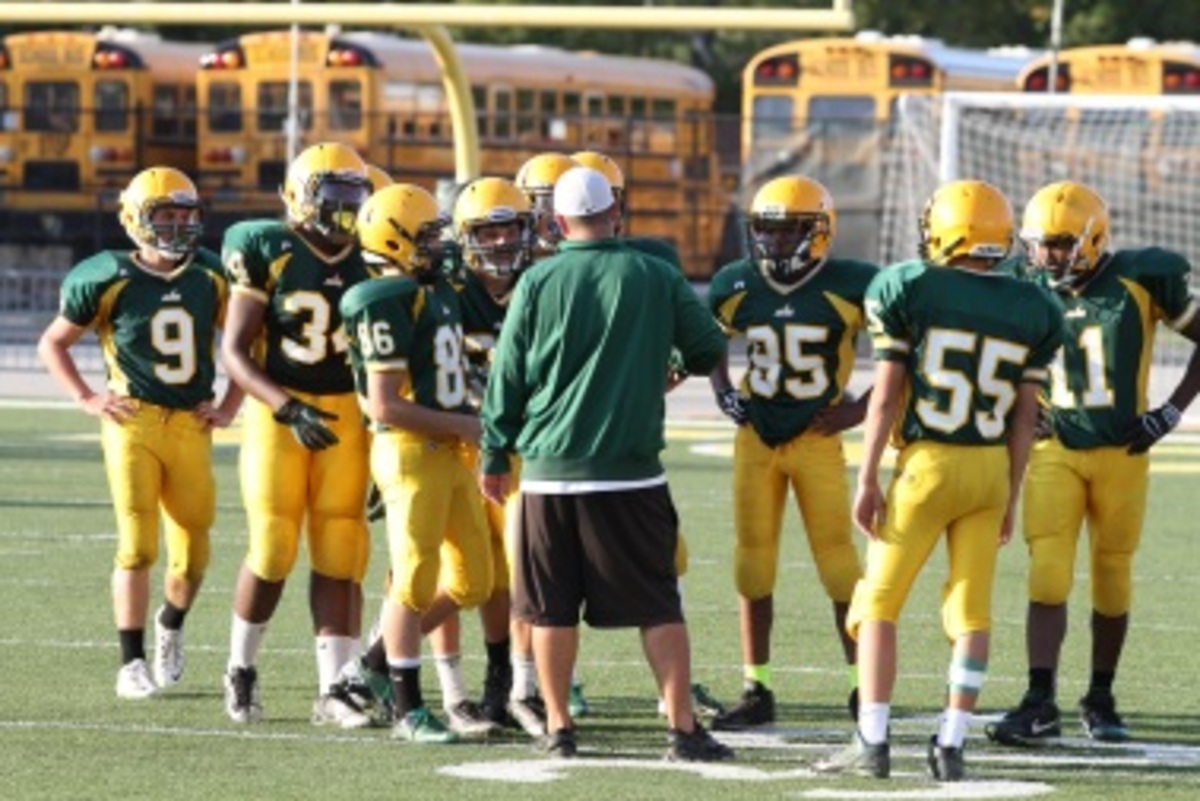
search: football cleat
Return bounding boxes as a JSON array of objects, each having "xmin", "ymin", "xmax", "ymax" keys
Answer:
[
  {"xmin": 445, "ymin": 700, "xmax": 502, "ymax": 739},
  {"xmin": 480, "ymin": 660, "xmax": 513, "ymax": 726},
  {"xmin": 813, "ymin": 731, "xmax": 890, "ymax": 779},
  {"xmin": 223, "ymin": 665, "xmax": 263, "ymax": 724},
  {"xmin": 538, "ymin": 726, "xmax": 578, "ymax": 758},
  {"xmin": 712, "ymin": 682, "xmax": 775, "ymax": 731},
  {"xmin": 392, "ymin": 706, "xmax": 459, "ymax": 744},
  {"xmin": 666, "ymin": 723, "xmax": 735, "ymax": 762},
  {"xmin": 507, "ymin": 695, "xmax": 548, "ymax": 738},
  {"xmin": 311, "ymin": 684, "xmax": 372, "ymax": 729},
  {"xmin": 153, "ymin": 615, "xmax": 185, "ymax": 689},
  {"xmin": 115, "ymin": 658, "xmax": 159, "ymax": 700},
  {"xmin": 1080, "ymin": 691, "xmax": 1130, "ymax": 742},
  {"xmin": 985, "ymin": 691, "xmax": 1061, "ymax": 745},
  {"xmin": 927, "ymin": 734, "xmax": 966, "ymax": 782},
  {"xmin": 568, "ymin": 681, "xmax": 591, "ymax": 718}
]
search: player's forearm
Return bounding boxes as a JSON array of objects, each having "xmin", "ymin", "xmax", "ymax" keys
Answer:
[
  {"xmin": 858, "ymin": 362, "xmax": 904, "ymax": 483},
  {"xmin": 1007, "ymin": 383, "xmax": 1043, "ymax": 505},
  {"xmin": 37, "ymin": 336, "xmax": 93, "ymax": 404},
  {"xmin": 374, "ymin": 396, "xmax": 479, "ymax": 443},
  {"xmin": 1166, "ymin": 343, "xmax": 1200, "ymax": 413},
  {"xmin": 708, "ymin": 352, "xmax": 734, "ymax": 394},
  {"xmin": 221, "ymin": 344, "xmax": 289, "ymax": 411}
]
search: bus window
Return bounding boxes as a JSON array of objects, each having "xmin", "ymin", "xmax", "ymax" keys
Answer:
[
  {"xmin": 257, "ymin": 81, "xmax": 312, "ymax": 132},
  {"xmin": 26, "ymin": 82, "xmax": 79, "ymax": 132},
  {"xmin": 563, "ymin": 90, "xmax": 581, "ymax": 140},
  {"xmin": 750, "ymin": 95, "xmax": 793, "ymax": 142},
  {"xmin": 152, "ymin": 84, "xmax": 178, "ymax": 138},
  {"xmin": 516, "ymin": 88, "xmax": 536, "ymax": 139},
  {"xmin": 650, "ymin": 98, "xmax": 678, "ymax": 152},
  {"xmin": 472, "ymin": 84, "xmax": 487, "ymax": 138},
  {"xmin": 95, "ymin": 80, "xmax": 129, "ymax": 132},
  {"xmin": 0, "ymin": 82, "xmax": 7, "ymax": 128},
  {"xmin": 329, "ymin": 80, "xmax": 362, "ymax": 130},
  {"xmin": 540, "ymin": 90, "xmax": 559, "ymax": 140},
  {"xmin": 494, "ymin": 87, "xmax": 512, "ymax": 140},
  {"xmin": 806, "ymin": 96, "xmax": 876, "ymax": 133},
  {"xmin": 182, "ymin": 85, "xmax": 197, "ymax": 139},
  {"xmin": 208, "ymin": 82, "xmax": 242, "ymax": 133}
]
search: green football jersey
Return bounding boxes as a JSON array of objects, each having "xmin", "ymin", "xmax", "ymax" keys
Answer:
[
  {"xmin": 1035, "ymin": 248, "xmax": 1197, "ymax": 449},
  {"xmin": 222, "ymin": 219, "xmax": 370, "ymax": 395},
  {"xmin": 58, "ymin": 248, "xmax": 227, "ymax": 409},
  {"xmin": 710, "ymin": 257, "xmax": 878, "ymax": 446},
  {"xmin": 340, "ymin": 274, "xmax": 472, "ymax": 420},
  {"xmin": 868, "ymin": 260, "xmax": 1063, "ymax": 447},
  {"xmin": 452, "ymin": 268, "xmax": 507, "ymax": 346}
]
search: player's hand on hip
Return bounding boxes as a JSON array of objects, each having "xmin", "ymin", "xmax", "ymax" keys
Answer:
[
  {"xmin": 1123, "ymin": 402, "xmax": 1181, "ymax": 454},
  {"xmin": 193, "ymin": 400, "xmax": 236, "ymax": 430},
  {"xmin": 853, "ymin": 480, "xmax": 886, "ymax": 540},
  {"xmin": 273, "ymin": 397, "xmax": 340, "ymax": 451},
  {"xmin": 82, "ymin": 392, "xmax": 135, "ymax": 424},
  {"xmin": 810, "ymin": 396, "xmax": 868, "ymax": 435}
]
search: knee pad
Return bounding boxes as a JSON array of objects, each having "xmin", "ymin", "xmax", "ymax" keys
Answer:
[
  {"xmin": 735, "ymin": 542, "xmax": 779, "ymax": 600},
  {"xmin": 813, "ymin": 541, "xmax": 862, "ymax": 603},
  {"xmin": 309, "ymin": 516, "xmax": 369, "ymax": 581},
  {"xmin": 1092, "ymin": 550, "xmax": 1133, "ymax": 617},
  {"xmin": 246, "ymin": 518, "xmax": 301, "ymax": 582}
]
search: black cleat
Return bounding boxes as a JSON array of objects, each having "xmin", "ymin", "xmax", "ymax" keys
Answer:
[
  {"xmin": 667, "ymin": 723, "xmax": 735, "ymax": 762},
  {"xmin": 480, "ymin": 660, "xmax": 513, "ymax": 726},
  {"xmin": 538, "ymin": 726, "xmax": 577, "ymax": 758},
  {"xmin": 927, "ymin": 735, "xmax": 965, "ymax": 781},
  {"xmin": 985, "ymin": 691, "xmax": 1061, "ymax": 746},
  {"xmin": 1080, "ymin": 691, "xmax": 1130, "ymax": 742},
  {"xmin": 712, "ymin": 682, "xmax": 775, "ymax": 731}
]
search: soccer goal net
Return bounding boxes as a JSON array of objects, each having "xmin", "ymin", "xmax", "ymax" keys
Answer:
[{"xmin": 882, "ymin": 91, "xmax": 1200, "ymax": 373}]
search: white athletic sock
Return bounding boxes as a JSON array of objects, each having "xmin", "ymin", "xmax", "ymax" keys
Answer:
[
  {"xmin": 228, "ymin": 614, "xmax": 267, "ymax": 671},
  {"xmin": 938, "ymin": 708, "xmax": 972, "ymax": 748},
  {"xmin": 511, "ymin": 656, "xmax": 538, "ymax": 701},
  {"xmin": 316, "ymin": 635, "xmax": 355, "ymax": 694},
  {"xmin": 859, "ymin": 702, "xmax": 891, "ymax": 745},
  {"xmin": 435, "ymin": 653, "xmax": 468, "ymax": 709}
]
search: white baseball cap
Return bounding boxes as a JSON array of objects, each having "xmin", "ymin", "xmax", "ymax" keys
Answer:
[{"xmin": 553, "ymin": 166, "xmax": 615, "ymax": 217}]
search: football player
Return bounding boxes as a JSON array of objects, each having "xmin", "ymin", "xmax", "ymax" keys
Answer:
[
  {"xmin": 816, "ymin": 180, "xmax": 1061, "ymax": 781},
  {"xmin": 38, "ymin": 167, "xmax": 242, "ymax": 699},
  {"xmin": 219, "ymin": 142, "xmax": 374, "ymax": 728},
  {"xmin": 341, "ymin": 183, "xmax": 494, "ymax": 743},
  {"xmin": 707, "ymin": 176, "xmax": 873, "ymax": 730},
  {"xmin": 515, "ymin": 151, "xmax": 577, "ymax": 260},
  {"xmin": 987, "ymin": 181, "xmax": 1200, "ymax": 746},
  {"xmin": 438, "ymin": 175, "xmax": 547, "ymax": 736}
]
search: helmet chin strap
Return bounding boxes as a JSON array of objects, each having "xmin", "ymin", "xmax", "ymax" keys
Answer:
[{"xmin": 763, "ymin": 230, "xmax": 816, "ymax": 285}]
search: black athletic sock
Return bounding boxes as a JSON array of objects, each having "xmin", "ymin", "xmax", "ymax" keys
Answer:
[
  {"xmin": 119, "ymin": 629, "xmax": 146, "ymax": 665},
  {"xmin": 486, "ymin": 637, "xmax": 511, "ymax": 669},
  {"xmin": 390, "ymin": 665, "xmax": 423, "ymax": 716},
  {"xmin": 1029, "ymin": 668, "xmax": 1055, "ymax": 699},
  {"xmin": 158, "ymin": 601, "xmax": 188, "ymax": 631}
]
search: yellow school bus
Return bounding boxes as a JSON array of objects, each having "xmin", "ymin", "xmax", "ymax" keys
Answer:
[
  {"xmin": 741, "ymin": 32, "xmax": 1037, "ymax": 263},
  {"xmin": 1018, "ymin": 39, "xmax": 1200, "ymax": 95},
  {"xmin": 196, "ymin": 30, "xmax": 725, "ymax": 277},
  {"xmin": 0, "ymin": 28, "xmax": 206, "ymax": 223}
]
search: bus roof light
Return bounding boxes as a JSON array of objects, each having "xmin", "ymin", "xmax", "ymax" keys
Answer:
[{"xmin": 753, "ymin": 54, "xmax": 800, "ymax": 87}]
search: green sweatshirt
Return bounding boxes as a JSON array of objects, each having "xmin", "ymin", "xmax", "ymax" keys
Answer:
[{"xmin": 481, "ymin": 238, "xmax": 726, "ymax": 482}]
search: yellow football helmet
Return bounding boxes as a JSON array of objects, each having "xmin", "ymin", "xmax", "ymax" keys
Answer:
[
  {"xmin": 1021, "ymin": 180, "xmax": 1110, "ymax": 288},
  {"xmin": 119, "ymin": 166, "xmax": 203, "ymax": 260},
  {"xmin": 515, "ymin": 153, "xmax": 578, "ymax": 256},
  {"xmin": 747, "ymin": 176, "xmax": 836, "ymax": 287},
  {"xmin": 571, "ymin": 151, "xmax": 626, "ymax": 231},
  {"xmin": 919, "ymin": 179, "xmax": 1013, "ymax": 267},
  {"xmin": 365, "ymin": 164, "xmax": 394, "ymax": 192},
  {"xmin": 454, "ymin": 177, "xmax": 534, "ymax": 279},
  {"xmin": 281, "ymin": 141, "xmax": 370, "ymax": 244},
  {"xmin": 356, "ymin": 183, "xmax": 448, "ymax": 279}
]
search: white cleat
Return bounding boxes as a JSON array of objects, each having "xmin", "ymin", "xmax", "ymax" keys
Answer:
[
  {"xmin": 153, "ymin": 617, "xmax": 185, "ymax": 689},
  {"xmin": 311, "ymin": 686, "xmax": 372, "ymax": 729},
  {"xmin": 116, "ymin": 658, "xmax": 159, "ymax": 700}
]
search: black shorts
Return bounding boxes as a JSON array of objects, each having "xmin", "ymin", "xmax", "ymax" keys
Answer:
[{"xmin": 512, "ymin": 484, "xmax": 683, "ymax": 629}]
